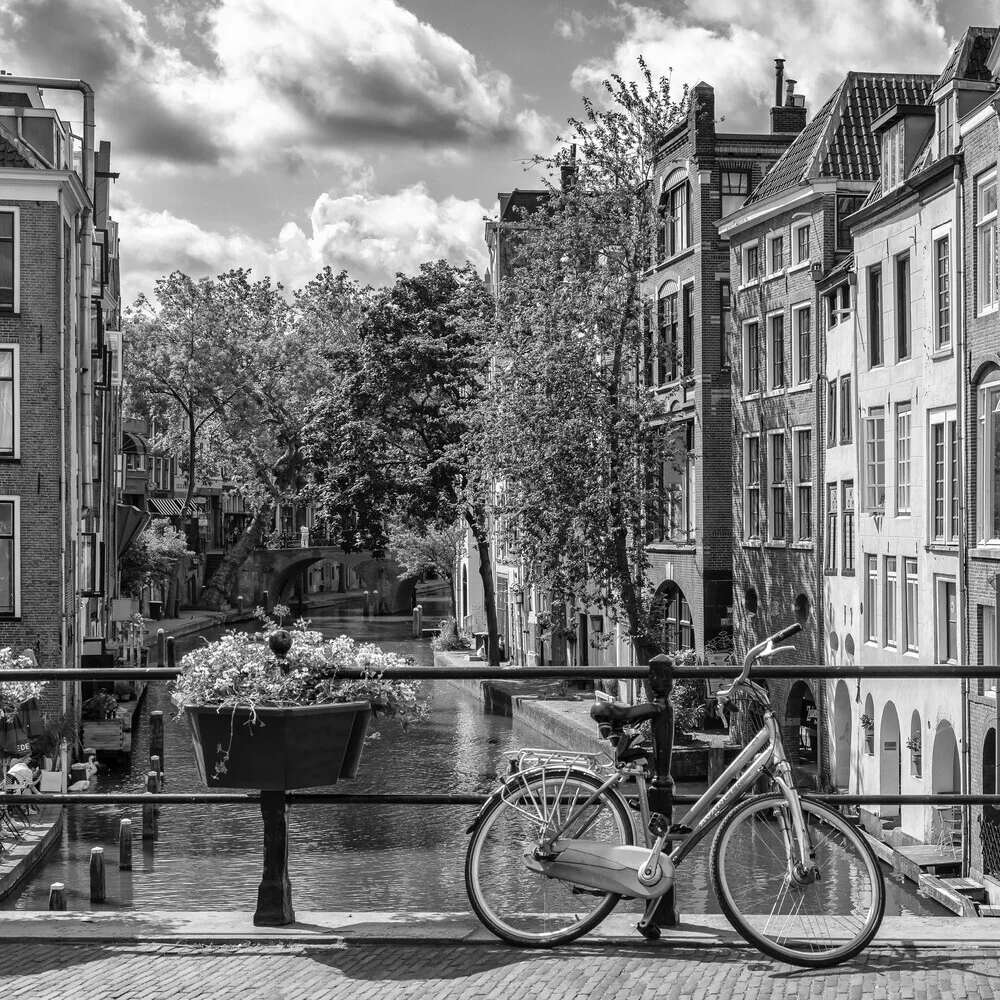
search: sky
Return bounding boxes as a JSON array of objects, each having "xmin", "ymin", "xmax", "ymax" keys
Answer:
[{"xmin": 0, "ymin": 0, "xmax": 992, "ymax": 305}]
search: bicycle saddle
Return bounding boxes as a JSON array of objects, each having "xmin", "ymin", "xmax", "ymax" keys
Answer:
[{"xmin": 590, "ymin": 701, "xmax": 661, "ymax": 724}]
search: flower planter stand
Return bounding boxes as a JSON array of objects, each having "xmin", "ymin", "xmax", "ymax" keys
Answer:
[{"xmin": 184, "ymin": 700, "xmax": 372, "ymax": 926}]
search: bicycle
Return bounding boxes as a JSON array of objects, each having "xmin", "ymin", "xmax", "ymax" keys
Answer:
[{"xmin": 464, "ymin": 623, "xmax": 886, "ymax": 967}]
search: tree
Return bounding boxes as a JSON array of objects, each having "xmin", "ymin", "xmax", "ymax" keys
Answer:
[
  {"xmin": 388, "ymin": 517, "xmax": 463, "ymax": 619},
  {"xmin": 480, "ymin": 60, "xmax": 689, "ymax": 666},
  {"xmin": 119, "ymin": 521, "xmax": 192, "ymax": 600},
  {"xmin": 304, "ymin": 260, "xmax": 502, "ymax": 660}
]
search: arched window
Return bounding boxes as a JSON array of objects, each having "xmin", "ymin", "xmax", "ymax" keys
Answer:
[
  {"xmin": 650, "ymin": 582, "xmax": 694, "ymax": 653},
  {"xmin": 658, "ymin": 170, "xmax": 691, "ymax": 261}
]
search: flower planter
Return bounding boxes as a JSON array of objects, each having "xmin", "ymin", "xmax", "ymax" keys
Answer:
[{"xmin": 184, "ymin": 701, "xmax": 372, "ymax": 790}]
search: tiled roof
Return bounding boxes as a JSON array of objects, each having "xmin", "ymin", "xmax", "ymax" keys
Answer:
[
  {"xmin": 934, "ymin": 26, "xmax": 999, "ymax": 90},
  {"xmin": 0, "ymin": 135, "xmax": 33, "ymax": 169},
  {"xmin": 746, "ymin": 73, "xmax": 937, "ymax": 205}
]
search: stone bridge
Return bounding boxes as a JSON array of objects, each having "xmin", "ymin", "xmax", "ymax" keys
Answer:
[{"xmin": 234, "ymin": 545, "xmax": 410, "ymax": 613}]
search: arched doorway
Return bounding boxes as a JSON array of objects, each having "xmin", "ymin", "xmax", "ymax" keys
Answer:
[
  {"xmin": 931, "ymin": 721, "xmax": 961, "ymax": 849},
  {"xmin": 649, "ymin": 581, "xmax": 694, "ymax": 653},
  {"xmin": 833, "ymin": 681, "xmax": 852, "ymax": 789},
  {"xmin": 879, "ymin": 703, "xmax": 901, "ymax": 822},
  {"xmin": 786, "ymin": 680, "xmax": 818, "ymax": 771}
]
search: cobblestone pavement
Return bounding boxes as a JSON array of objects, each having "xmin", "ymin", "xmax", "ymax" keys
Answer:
[{"xmin": 1, "ymin": 941, "xmax": 999, "ymax": 1000}]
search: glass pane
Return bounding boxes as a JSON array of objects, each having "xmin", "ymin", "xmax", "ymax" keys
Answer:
[
  {"xmin": 992, "ymin": 389, "xmax": 1000, "ymax": 539},
  {"xmin": 0, "ymin": 501, "xmax": 13, "ymax": 536},
  {"xmin": 0, "ymin": 350, "xmax": 12, "ymax": 379},
  {"xmin": 0, "ymin": 381, "xmax": 13, "ymax": 453},
  {"xmin": 0, "ymin": 537, "xmax": 11, "ymax": 613},
  {"xmin": 0, "ymin": 213, "xmax": 13, "ymax": 239}
]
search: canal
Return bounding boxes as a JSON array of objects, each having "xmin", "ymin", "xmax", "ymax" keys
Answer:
[{"xmin": 2, "ymin": 610, "xmax": 952, "ymax": 917}]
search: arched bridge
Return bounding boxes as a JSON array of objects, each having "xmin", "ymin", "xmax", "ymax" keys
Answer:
[{"xmin": 234, "ymin": 543, "xmax": 409, "ymax": 613}]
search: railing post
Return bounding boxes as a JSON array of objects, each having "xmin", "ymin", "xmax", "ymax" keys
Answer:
[
  {"xmin": 646, "ymin": 653, "xmax": 678, "ymax": 928},
  {"xmin": 255, "ymin": 790, "xmax": 294, "ymax": 926},
  {"xmin": 90, "ymin": 846, "xmax": 106, "ymax": 903}
]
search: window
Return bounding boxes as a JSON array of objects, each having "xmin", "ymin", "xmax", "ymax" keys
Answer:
[
  {"xmin": 826, "ymin": 380, "xmax": 837, "ymax": 447},
  {"xmin": 743, "ymin": 321, "xmax": 761, "ymax": 395},
  {"xmin": 839, "ymin": 375, "xmax": 852, "ymax": 444},
  {"xmin": 742, "ymin": 243, "xmax": 760, "ymax": 284},
  {"xmin": 0, "ymin": 498, "xmax": 17, "ymax": 615},
  {"xmin": 769, "ymin": 313, "xmax": 784, "ymax": 389},
  {"xmin": 842, "ymin": 481, "xmax": 855, "ymax": 572},
  {"xmin": 745, "ymin": 436, "xmax": 761, "ymax": 540},
  {"xmin": 977, "ymin": 374, "xmax": 1000, "ymax": 545},
  {"xmin": 827, "ymin": 284, "xmax": 851, "ymax": 328},
  {"xmin": 896, "ymin": 253, "xmax": 910, "ymax": 360},
  {"xmin": 930, "ymin": 409, "xmax": 958, "ymax": 544},
  {"xmin": 655, "ymin": 584, "xmax": 694, "ymax": 653},
  {"xmin": 937, "ymin": 96, "xmax": 955, "ymax": 157},
  {"xmin": 903, "ymin": 558, "xmax": 918, "ymax": 653},
  {"xmin": 794, "ymin": 429, "xmax": 812, "ymax": 541},
  {"xmin": 895, "ymin": 403, "xmax": 911, "ymax": 515},
  {"xmin": 0, "ymin": 210, "xmax": 17, "ymax": 313},
  {"xmin": 682, "ymin": 283, "xmax": 694, "ymax": 377},
  {"xmin": 825, "ymin": 483, "xmax": 838, "ymax": 573},
  {"xmin": 865, "ymin": 407, "xmax": 886, "ymax": 510},
  {"xmin": 662, "ymin": 420, "xmax": 697, "ymax": 543},
  {"xmin": 881, "ymin": 120, "xmax": 905, "ymax": 192},
  {"xmin": 868, "ymin": 265, "xmax": 882, "ymax": 367},
  {"xmin": 792, "ymin": 220, "xmax": 810, "ymax": 265},
  {"xmin": 721, "ymin": 171, "xmax": 749, "ymax": 217},
  {"xmin": 937, "ymin": 578, "xmax": 958, "ymax": 663},
  {"xmin": 982, "ymin": 605, "xmax": 998, "ymax": 695},
  {"xmin": 934, "ymin": 235, "xmax": 951, "ymax": 350},
  {"xmin": 978, "ymin": 170, "xmax": 998, "ymax": 313},
  {"xmin": 767, "ymin": 233, "xmax": 785, "ymax": 274},
  {"xmin": 656, "ymin": 287, "xmax": 678, "ymax": 386},
  {"xmin": 0, "ymin": 346, "xmax": 19, "ymax": 458},
  {"xmin": 664, "ymin": 179, "xmax": 690, "ymax": 258},
  {"xmin": 643, "ymin": 299, "xmax": 655, "ymax": 387},
  {"xmin": 793, "ymin": 305, "xmax": 810, "ymax": 384},
  {"xmin": 884, "ymin": 556, "xmax": 897, "ymax": 648},
  {"xmin": 836, "ymin": 195, "xmax": 865, "ymax": 249},
  {"xmin": 769, "ymin": 433, "xmax": 785, "ymax": 541},
  {"xmin": 720, "ymin": 280, "xmax": 731, "ymax": 368},
  {"xmin": 865, "ymin": 555, "xmax": 878, "ymax": 642}
]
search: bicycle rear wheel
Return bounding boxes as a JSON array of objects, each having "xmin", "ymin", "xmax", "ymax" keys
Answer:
[
  {"xmin": 711, "ymin": 794, "xmax": 885, "ymax": 967},
  {"xmin": 465, "ymin": 768, "xmax": 634, "ymax": 947}
]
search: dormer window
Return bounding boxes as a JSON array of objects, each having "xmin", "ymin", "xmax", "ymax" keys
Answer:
[
  {"xmin": 937, "ymin": 96, "xmax": 955, "ymax": 158},
  {"xmin": 881, "ymin": 121, "xmax": 905, "ymax": 192},
  {"xmin": 827, "ymin": 284, "xmax": 851, "ymax": 329}
]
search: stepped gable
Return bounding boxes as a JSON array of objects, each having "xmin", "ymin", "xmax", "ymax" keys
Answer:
[
  {"xmin": 934, "ymin": 25, "xmax": 999, "ymax": 90},
  {"xmin": 746, "ymin": 72, "xmax": 937, "ymax": 205}
]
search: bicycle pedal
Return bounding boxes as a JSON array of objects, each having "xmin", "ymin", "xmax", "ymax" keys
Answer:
[{"xmin": 647, "ymin": 813, "xmax": 670, "ymax": 837}]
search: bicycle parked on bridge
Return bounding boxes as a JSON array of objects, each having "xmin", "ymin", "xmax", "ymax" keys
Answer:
[{"xmin": 465, "ymin": 623, "xmax": 886, "ymax": 968}]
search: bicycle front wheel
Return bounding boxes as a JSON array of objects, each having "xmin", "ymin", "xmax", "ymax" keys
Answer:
[
  {"xmin": 465, "ymin": 768, "xmax": 634, "ymax": 947},
  {"xmin": 711, "ymin": 794, "xmax": 885, "ymax": 967}
]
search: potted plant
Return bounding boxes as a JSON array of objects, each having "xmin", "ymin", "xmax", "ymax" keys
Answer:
[
  {"xmin": 171, "ymin": 606, "xmax": 424, "ymax": 925},
  {"xmin": 0, "ymin": 657, "xmax": 43, "ymax": 761}
]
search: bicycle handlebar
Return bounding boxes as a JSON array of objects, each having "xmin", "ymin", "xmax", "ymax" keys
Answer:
[{"xmin": 715, "ymin": 622, "xmax": 802, "ymax": 706}]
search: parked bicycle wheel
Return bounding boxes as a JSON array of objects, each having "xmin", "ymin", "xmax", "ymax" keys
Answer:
[
  {"xmin": 466, "ymin": 768, "xmax": 634, "ymax": 947},
  {"xmin": 711, "ymin": 793, "xmax": 885, "ymax": 967}
]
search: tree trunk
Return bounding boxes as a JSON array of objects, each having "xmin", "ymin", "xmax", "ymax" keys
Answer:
[
  {"xmin": 466, "ymin": 506, "xmax": 500, "ymax": 667},
  {"xmin": 199, "ymin": 503, "xmax": 274, "ymax": 611}
]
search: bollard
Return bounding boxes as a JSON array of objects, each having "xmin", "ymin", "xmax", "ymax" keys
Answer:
[
  {"xmin": 149, "ymin": 711, "xmax": 164, "ymax": 774},
  {"xmin": 157, "ymin": 628, "xmax": 166, "ymax": 668},
  {"xmin": 372, "ymin": 589, "xmax": 379, "ymax": 616},
  {"xmin": 48, "ymin": 882, "xmax": 67, "ymax": 911},
  {"xmin": 412, "ymin": 606, "xmax": 420, "ymax": 638},
  {"xmin": 416, "ymin": 604, "xmax": 423, "ymax": 636},
  {"xmin": 119, "ymin": 818, "xmax": 133, "ymax": 870},
  {"xmin": 150, "ymin": 755, "xmax": 163, "ymax": 792},
  {"xmin": 143, "ymin": 771, "xmax": 158, "ymax": 840},
  {"xmin": 166, "ymin": 636, "xmax": 177, "ymax": 672},
  {"xmin": 262, "ymin": 589, "xmax": 270, "ymax": 615},
  {"xmin": 238, "ymin": 596, "xmax": 245, "ymax": 615},
  {"xmin": 362, "ymin": 590, "xmax": 370, "ymax": 618},
  {"xmin": 90, "ymin": 847, "xmax": 106, "ymax": 903}
]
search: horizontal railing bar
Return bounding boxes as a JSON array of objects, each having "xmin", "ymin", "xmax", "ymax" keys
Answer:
[
  {"xmin": 4, "ymin": 664, "xmax": 1000, "ymax": 680},
  {"xmin": 20, "ymin": 792, "xmax": 1000, "ymax": 806}
]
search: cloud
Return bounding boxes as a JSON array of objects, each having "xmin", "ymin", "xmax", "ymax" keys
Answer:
[
  {"xmin": 571, "ymin": 0, "xmax": 952, "ymax": 129},
  {"xmin": 117, "ymin": 185, "xmax": 489, "ymax": 305},
  {"xmin": 0, "ymin": 0, "xmax": 554, "ymax": 172}
]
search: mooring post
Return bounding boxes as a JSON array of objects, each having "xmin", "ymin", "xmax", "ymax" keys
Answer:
[
  {"xmin": 156, "ymin": 628, "xmax": 166, "ymax": 668},
  {"xmin": 411, "ymin": 605, "xmax": 420, "ymax": 638},
  {"xmin": 372, "ymin": 588, "xmax": 379, "ymax": 616},
  {"xmin": 48, "ymin": 883, "xmax": 67, "ymax": 911},
  {"xmin": 647, "ymin": 652, "xmax": 679, "ymax": 928},
  {"xmin": 362, "ymin": 591, "xmax": 370, "ymax": 618},
  {"xmin": 119, "ymin": 818, "xmax": 133, "ymax": 870},
  {"xmin": 166, "ymin": 636, "xmax": 177, "ymax": 673},
  {"xmin": 90, "ymin": 847, "xmax": 106, "ymax": 903},
  {"xmin": 254, "ymin": 790, "xmax": 295, "ymax": 926},
  {"xmin": 150, "ymin": 755, "xmax": 163, "ymax": 792},
  {"xmin": 262, "ymin": 589, "xmax": 270, "ymax": 615},
  {"xmin": 238, "ymin": 595, "xmax": 245, "ymax": 616},
  {"xmin": 143, "ymin": 771, "xmax": 158, "ymax": 840},
  {"xmin": 149, "ymin": 711, "xmax": 164, "ymax": 775}
]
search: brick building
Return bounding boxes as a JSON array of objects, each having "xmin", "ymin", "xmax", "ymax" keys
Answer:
[
  {"xmin": 0, "ymin": 77, "xmax": 123, "ymax": 739},
  {"xmin": 641, "ymin": 71, "xmax": 799, "ymax": 665},
  {"xmin": 720, "ymin": 70, "xmax": 936, "ymax": 787}
]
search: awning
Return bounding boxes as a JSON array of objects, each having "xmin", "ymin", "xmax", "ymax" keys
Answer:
[
  {"xmin": 116, "ymin": 504, "xmax": 149, "ymax": 557},
  {"xmin": 148, "ymin": 498, "xmax": 184, "ymax": 516}
]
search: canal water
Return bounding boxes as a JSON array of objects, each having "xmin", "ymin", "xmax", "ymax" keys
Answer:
[{"xmin": 2, "ymin": 610, "xmax": 951, "ymax": 917}]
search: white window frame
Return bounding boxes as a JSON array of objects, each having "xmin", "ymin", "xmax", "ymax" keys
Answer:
[
  {"xmin": 744, "ymin": 434, "xmax": 761, "ymax": 541},
  {"xmin": 0, "ymin": 208, "xmax": 20, "ymax": 315},
  {"xmin": 827, "ymin": 284, "xmax": 851, "ymax": 330},
  {"xmin": 977, "ymin": 373, "xmax": 1000, "ymax": 546},
  {"xmin": 791, "ymin": 303, "xmax": 811, "ymax": 385},
  {"xmin": 977, "ymin": 169, "xmax": 998, "ymax": 315},
  {"xmin": 792, "ymin": 427, "xmax": 812, "ymax": 542},
  {"xmin": 768, "ymin": 430, "xmax": 785, "ymax": 542},
  {"xmin": 741, "ymin": 241, "xmax": 760, "ymax": 286},
  {"xmin": 0, "ymin": 344, "xmax": 20, "ymax": 459},
  {"xmin": 767, "ymin": 310, "xmax": 785, "ymax": 390},
  {"xmin": 742, "ymin": 319, "xmax": 761, "ymax": 396},
  {"xmin": 842, "ymin": 480, "xmax": 855, "ymax": 572},
  {"xmin": 791, "ymin": 219, "xmax": 811, "ymax": 267},
  {"xmin": 895, "ymin": 402, "xmax": 911, "ymax": 516},
  {"xmin": 884, "ymin": 556, "xmax": 897, "ymax": 649},
  {"xmin": 865, "ymin": 407, "xmax": 886, "ymax": 511},
  {"xmin": 932, "ymin": 229, "xmax": 952, "ymax": 352},
  {"xmin": 766, "ymin": 231, "xmax": 785, "ymax": 276},
  {"xmin": 903, "ymin": 558, "xmax": 919, "ymax": 653},
  {"xmin": 721, "ymin": 170, "xmax": 750, "ymax": 218},
  {"xmin": 881, "ymin": 120, "xmax": 905, "ymax": 192},
  {"xmin": 935, "ymin": 576, "xmax": 959, "ymax": 664},
  {"xmin": 825, "ymin": 483, "xmax": 838, "ymax": 573},
  {"xmin": 865, "ymin": 554, "xmax": 878, "ymax": 643},
  {"xmin": 929, "ymin": 407, "xmax": 958, "ymax": 545},
  {"xmin": 0, "ymin": 494, "xmax": 20, "ymax": 617}
]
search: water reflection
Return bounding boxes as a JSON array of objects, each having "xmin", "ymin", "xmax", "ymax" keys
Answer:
[{"xmin": 1, "ymin": 610, "xmax": 952, "ymax": 917}]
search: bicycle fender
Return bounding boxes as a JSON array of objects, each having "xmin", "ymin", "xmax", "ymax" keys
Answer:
[{"xmin": 465, "ymin": 765, "xmax": 614, "ymax": 835}]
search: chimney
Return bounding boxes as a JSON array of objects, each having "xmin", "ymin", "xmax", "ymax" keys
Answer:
[
  {"xmin": 785, "ymin": 79, "xmax": 796, "ymax": 107},
  {"xmin": 770, "ymin": 66, "xmax": 807, "ymax": 135},
  {"xmin": 774, "ymin": 58, "xmax": 785, "ymax": 109}
]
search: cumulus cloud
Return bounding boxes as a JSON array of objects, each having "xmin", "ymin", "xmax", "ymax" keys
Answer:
[
  {"xmin": 117, "ymin": 185, "xmax": 489, "ymax": 305},
  {"xmin": 572, "ymin": 0, "xmax": 952, "ymax": 129},
  {"xmin": 0, "ymin": 0, "xmax": 555, "ymax": 172}
]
